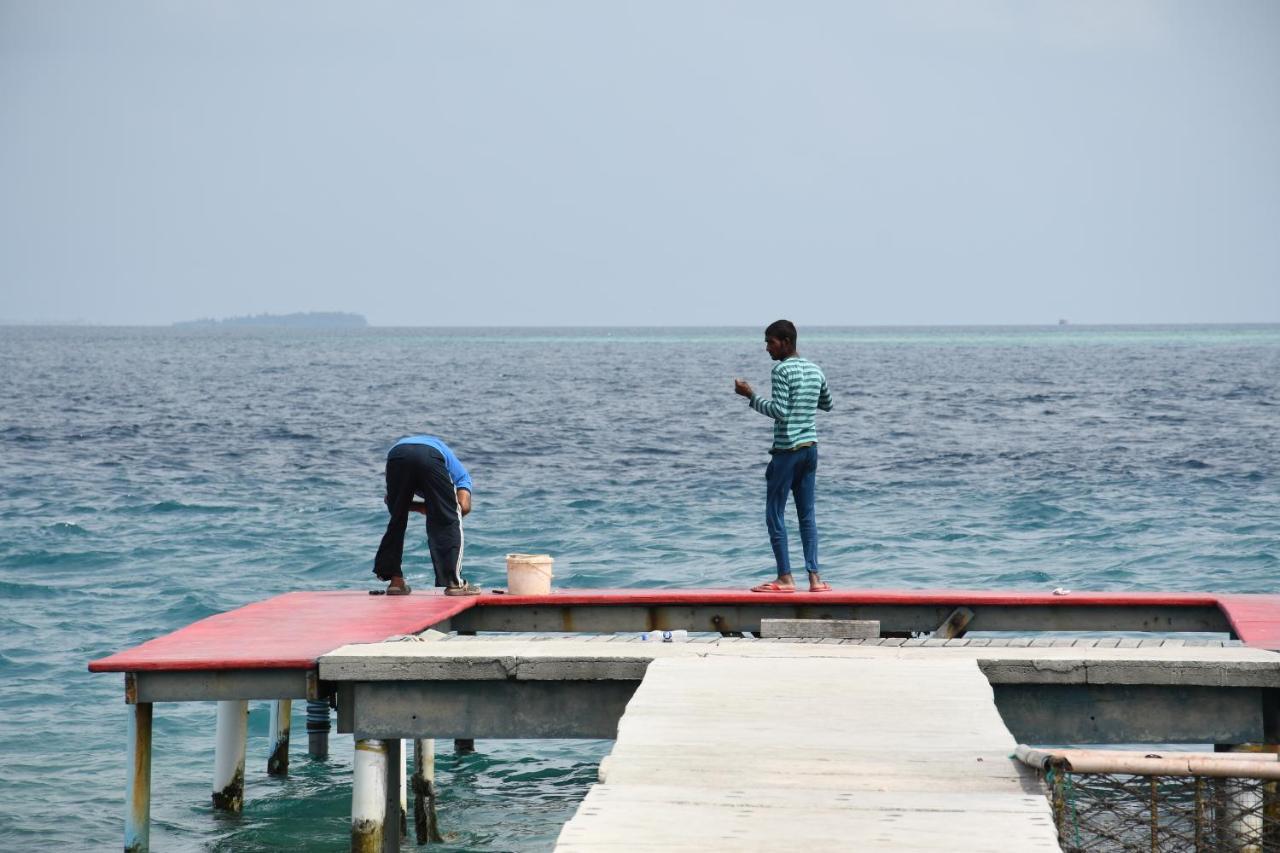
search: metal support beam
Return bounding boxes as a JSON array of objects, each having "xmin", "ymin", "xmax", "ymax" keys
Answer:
[
  {"xmin": 306, "ymin": 698, "xmax": 331, "ymax": 759},
  {"xmin": 351, "ymin": 738, "xmax": 386, "ymax": 853},
  {"xmin": 412, "ymin": 739, "xmax": 442, "ymax": 844},
  {"xmin": 212, "ymin": 700, "xmax": 248, "ymax": 811},
  {"xmin": 382, "ymin": 738, "xmax": 403, "ymax": 853},
  {"xmin": 399, "ymin": 742, "xmax": 408, "ymax": 842},
  {"xmin": 268, "ymin": 699, "xmax": 291, "ymax": 776},
  {"xmin": 125, "ymin": 702, "xmax": 152, "ymax": 853}
]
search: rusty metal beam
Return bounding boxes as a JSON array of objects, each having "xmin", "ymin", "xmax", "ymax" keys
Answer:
[{"xmin": 934, "ymin": 607, "xmax": 975, "ymax": 639}]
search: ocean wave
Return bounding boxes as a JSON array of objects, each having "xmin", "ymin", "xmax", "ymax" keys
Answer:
[
  {"xmin": 42, "ymin": 520, "xmax": 92, "ymax": 536},
  {"xmin": 134, "ymin": 500, "xmax": 241, "ymax": 515},
  {"xmin": 0, "ymin": 426, "xmax": 45, "ymax": 444}
]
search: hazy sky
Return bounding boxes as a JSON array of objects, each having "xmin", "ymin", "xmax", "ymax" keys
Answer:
[{"xmin": 2, "ymin": 1, "xmax": 1277, "ymax": 326}]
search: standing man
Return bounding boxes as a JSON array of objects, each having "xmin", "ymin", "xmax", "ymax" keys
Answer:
[
  {"xmin": 373, "ymin": 434, "xmax": 479, "ymax": 596},
  {"xmin": 734, "ymin": 320, "xmax": 834, "ymax": 592}
]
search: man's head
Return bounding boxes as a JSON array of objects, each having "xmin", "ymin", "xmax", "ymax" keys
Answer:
[{"xmin": 764, "ymin": 319, "xmax": 797, "ymax": 361}]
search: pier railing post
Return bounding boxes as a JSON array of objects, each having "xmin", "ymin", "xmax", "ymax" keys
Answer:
[
  {"xmin": 306, "ymin": 698, "xmax": 331, "ymax": 759},
  {"xmin": 268, "ymin": 699, "xmax": 291, "ymax": 776},
  {"xmin": 413, "ymin": 739, "xmax": 443, "ymax": 844},
  {"xmin": 212, "ymin": 699, "xmax": 248, "ymax": 811},
  {"xmin": 125, "ymin": 702, "xmax": 152, "ymax": 853},
  {"xmin": 351, "ymin": 738, "xmax": 387, "ymax": 852}
]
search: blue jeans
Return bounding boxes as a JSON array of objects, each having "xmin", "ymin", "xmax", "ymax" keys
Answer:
[{"xmin": 765, "ymin": 444, "xmax": 818, "ymax": 575}]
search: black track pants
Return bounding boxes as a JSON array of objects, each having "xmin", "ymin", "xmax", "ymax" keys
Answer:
[{"xmin": 373, "ymin": 444, "xmax": 463, "ymax": 586}]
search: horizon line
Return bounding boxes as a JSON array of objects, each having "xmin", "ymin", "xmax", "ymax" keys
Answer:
[{"xmin": 3, "ymin": 320, "xmax": 1280, "ymax": 330}]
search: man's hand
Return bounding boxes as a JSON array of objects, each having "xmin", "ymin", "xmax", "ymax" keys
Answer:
[
  {"xmin": 734, "ymin": 378, "xmax": 754, "ymax": 398},
  {"xmin": 408, "ymin": 501, "xmax": 427, "ymax": 516},
  {"xmin": 457, "ymin": 488, "xmax": 472, "ymax": 517}
]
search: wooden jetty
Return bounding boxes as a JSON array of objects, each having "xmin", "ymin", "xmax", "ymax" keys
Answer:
[
  {"xmin": 89, "ymin": 588, "xmax": 1280, "ymax": 851},
  {"xmin": 558, "ymin": 655, "xmax": 1060, "ymax": 851}
]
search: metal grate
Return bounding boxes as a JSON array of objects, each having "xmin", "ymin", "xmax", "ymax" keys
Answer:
[{"xmin": 1043, "ymin": 769, "xmax": 1280, "ymax": 852}]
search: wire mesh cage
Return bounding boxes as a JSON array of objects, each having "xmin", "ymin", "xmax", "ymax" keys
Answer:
[{"xmin": 1042, "ymin": 768, "xmax": 1280, "ymax": 852}]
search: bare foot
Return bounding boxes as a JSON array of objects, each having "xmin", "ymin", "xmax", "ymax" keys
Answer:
[{"xmin": 805, "ymin": 571, "xmax": 830, "ymax": 592}]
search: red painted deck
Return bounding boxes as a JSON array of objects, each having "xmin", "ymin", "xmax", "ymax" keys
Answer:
[
  {"xmin": 88, "ymin": 591, "xmax": 476, "ymax": 672},
  {"xmin": 88, "ymin": 588, "xmax": 1280, "ymax": 673}
]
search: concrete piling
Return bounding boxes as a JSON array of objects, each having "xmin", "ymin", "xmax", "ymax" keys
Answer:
[
  {"xmin": 351, "ymin": 739, "xmax": 387, "ymax": 852},
  {"xmin": 268, "ymin": 699, "xmax": 291, "ymax": 776},
  {"xmin": 125, "ymin": 702, "xmax": 152, "ymax": 853},
  {"xmin": 212, "ymin": 700, "xmax": 248, "ymax": 811},
  {"xmin": 412, "ymin": 739, "xmax": 443, "ymax": 844},
  {"xmin": 306, "ymin": 698, "xmax": 331, "ymax": 759}
]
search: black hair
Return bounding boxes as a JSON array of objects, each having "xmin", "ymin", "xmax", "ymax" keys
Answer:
[{"xmin": 765, "ymin": 319, "xmax": 797, "ymax": 345}]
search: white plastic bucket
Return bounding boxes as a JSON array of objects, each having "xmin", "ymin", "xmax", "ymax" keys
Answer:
[{"xmin": 506, "ymin": 554, "xmax": 554, "ymax": 595}]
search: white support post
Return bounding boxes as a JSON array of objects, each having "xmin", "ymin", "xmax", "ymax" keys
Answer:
[
  {"xmin": 412, "ymin": 739, "xmax": 442, "ymax": 844},
  {"xmin": 352, "ymin": 738, "xmax": 387, "ymax": 852},
  {"xmin": 125, "ymin": 702, "xmax": 152, "ymax": 853},
  {"xmin": 399, "ymin": 741, "xmax": 408, "ymax": 839},
  {"xmin": 212, "ymin": 700, "xmax": 248, "ymax": 811},
  {"xmin": 267, "ymin": 699, "xmax": 291, "ymax": 776}
]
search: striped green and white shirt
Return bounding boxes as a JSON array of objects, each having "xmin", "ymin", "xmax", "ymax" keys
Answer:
[{"xmin": 749, "ymin": 356, "xmax": 833, "ymax": 451}]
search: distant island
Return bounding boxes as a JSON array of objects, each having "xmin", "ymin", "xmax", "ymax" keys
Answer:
[{"xmin": 174, "ymin": 311, "xmax": 367, "ymax": 328}]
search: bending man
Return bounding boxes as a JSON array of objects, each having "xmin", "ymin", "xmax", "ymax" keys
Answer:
[{"xmin": 373, "ymin": 434, "xmax": 479, "ymax": 596}]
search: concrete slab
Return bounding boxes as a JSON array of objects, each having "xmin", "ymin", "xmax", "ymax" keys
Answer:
[{"xmin": 318, "ymin": 635, "xmax": 1280, "ymax": 685}]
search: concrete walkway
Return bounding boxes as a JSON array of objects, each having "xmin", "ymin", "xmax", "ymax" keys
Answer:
[{"xmin": 555, "ymin": 655, "xmax": 1059, "ymax": 852}]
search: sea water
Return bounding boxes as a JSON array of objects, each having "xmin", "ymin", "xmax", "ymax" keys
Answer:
[{"xmin": 1, "ymin": 324, "xmax": 1277, "ymax": 850}]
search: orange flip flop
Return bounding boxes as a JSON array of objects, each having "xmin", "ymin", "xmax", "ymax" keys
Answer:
[{"xmin": 750, "ymin": 581, "xmax": 796, "ymax": 593}]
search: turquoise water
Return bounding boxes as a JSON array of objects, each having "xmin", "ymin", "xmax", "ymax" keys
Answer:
[{"xmin": 1, "ymin": 324, "xmax": 1277, "ymax": 850}]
